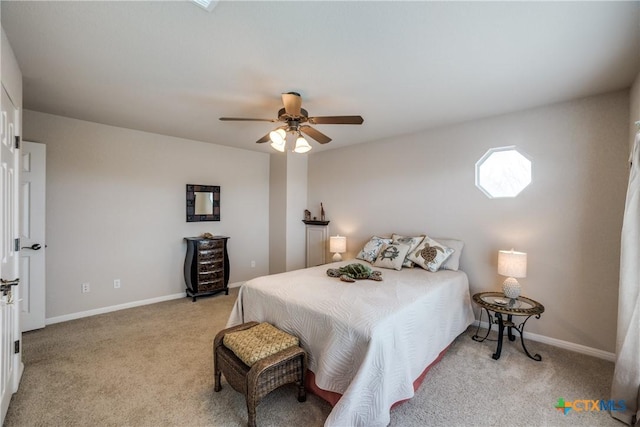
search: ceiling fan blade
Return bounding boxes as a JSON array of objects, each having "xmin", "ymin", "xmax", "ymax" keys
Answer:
[
  {"xmin": 300, "ymin": 125, "xmax": 332, "ymax": 144},
  {"xmin": 282, "ymin": 92, "xmax": 302, "ymax": 116},
  {"xmin": 308, "ymin": 115, "xmax": 364, "ymax": 125},
  {"xmin": 219, "ymin": 117, "xmax": 278, "ymax": 122},
  {"xmin": 256, "ymin": 133, "xmax": 271, "ymax": 144}
]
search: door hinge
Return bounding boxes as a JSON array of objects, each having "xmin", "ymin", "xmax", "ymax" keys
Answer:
[
  {"xmin": 14, "ymin": 238, "xmax": 20, "ymax": 252},
  {"xmin": 14, "ymin": 340, "xmax": 19, "ymax": 354},
  {"xmin": 14, "ymin": 135, "xmax": 20, "ymax": 149}
]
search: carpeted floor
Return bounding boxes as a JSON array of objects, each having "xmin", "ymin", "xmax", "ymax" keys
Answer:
[{"xmin": 4, "ymin": 287, "xmax": 625, "ymax": 427}]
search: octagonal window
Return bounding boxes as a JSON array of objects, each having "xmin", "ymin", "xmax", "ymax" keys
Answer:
[{"xmin": 476, "ymin": 147, "xmax": 531, "ymax": 198}]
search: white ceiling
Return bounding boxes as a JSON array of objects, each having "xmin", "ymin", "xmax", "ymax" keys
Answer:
[{"xmin": 2, "ymin": 1, "xmax": 639, "ymax": 153}]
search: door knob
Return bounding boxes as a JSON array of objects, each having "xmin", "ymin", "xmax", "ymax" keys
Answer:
[{"xmin": 21, "ymin": 243, "xmax": 42, "ymax": 250}]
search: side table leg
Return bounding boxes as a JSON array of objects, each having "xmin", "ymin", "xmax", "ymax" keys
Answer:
[
  {"xmin": 472, "ymin": 308, "xmax": 493, "ymax": 342},
  {"xmin": 507, "ymin": 314, "xmax": 516, "ymax": 342},
  {"xmin": 518, "ymin": 315, "xmax": 542, "ymax": 361},
  {"xmin": 492, "ymin": 313, "xmax": 505, "ymax": 360}
]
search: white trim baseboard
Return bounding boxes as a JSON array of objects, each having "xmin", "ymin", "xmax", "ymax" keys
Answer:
[
  {"xmin": 473, "ymin": 320, "xmax": 615, "ymax": 362},
  {"xmin": 45, "ymin": 292, "xmax": 186, "ymax": 325},
  {"xmin": 228, "ymin": 281, "xmax": 244, "ymax": 288}
]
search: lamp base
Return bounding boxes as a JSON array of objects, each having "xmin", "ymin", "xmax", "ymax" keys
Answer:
[
  {"xmin": 502, "ymin": 277, "xmax": 521, "ymax": 299},
  {"xmin": 332, "ymin": 253, "xmax": 342, "ymax": 262}
]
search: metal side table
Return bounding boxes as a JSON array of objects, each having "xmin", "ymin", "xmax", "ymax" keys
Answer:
[{"xmin": 472, "ymin": 292, "xmax": 545, "ymax": 361}]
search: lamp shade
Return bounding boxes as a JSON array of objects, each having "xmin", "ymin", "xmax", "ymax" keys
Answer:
[
  {"xmin": 497, "ymin": 249, "xmax": 527, "ymax": 278},
  {"xmin": 294, "ymin": 135, "xmax": 312, "ymax": 153},
  {"xmin": 269, "ymin": 128, "xmax": 286, "ymax": 144},
  {"xmin": 330, "ymin": 235, "xmax": 347, "ymax": 254}
]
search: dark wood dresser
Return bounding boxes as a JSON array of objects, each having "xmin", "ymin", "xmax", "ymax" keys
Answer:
[{"xmin": 183, "ymin": 236, "xmax": 230, "ymax": 301}]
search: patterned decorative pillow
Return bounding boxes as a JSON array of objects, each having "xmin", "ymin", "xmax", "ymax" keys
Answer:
[
  {"xmin": 407, "ymin": 237, "xmax": 454, "ymax": 272},
  {"xmin": 391, "ymin": 234, "xmax": 425, "ymax": 268},
  {"xmin": 373, "ymin": 243, "xmax": 411, "ymax": 271},
  {"xmin": 223, "ymin": 322, "xmax": 299, "ymax": 367},
  {"xmin": 356, "ymin": 236, "xmax": 392, "ymax": 263},
  {"xmin": 433, "ymin": 238, "xmax": 464, "ymax": 271}
]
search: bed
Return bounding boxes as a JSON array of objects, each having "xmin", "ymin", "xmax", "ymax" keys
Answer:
[{"xmin": 226, "ymin": 260, "xmax": 474, "ymax": 426}]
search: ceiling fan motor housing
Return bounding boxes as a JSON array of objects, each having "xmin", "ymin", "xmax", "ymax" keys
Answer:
[{"xmin": 277, "ymin": 108, "xmax": 309, "ymax": 123}]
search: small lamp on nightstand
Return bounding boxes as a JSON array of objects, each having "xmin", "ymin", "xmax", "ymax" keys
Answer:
[
  {"xmin": 498, "ymin": 249, "xmax": 527, "ymax": 299},
  {"xmin": 330, "ymin": 235, "xmax": 347, "ymax": 262}
]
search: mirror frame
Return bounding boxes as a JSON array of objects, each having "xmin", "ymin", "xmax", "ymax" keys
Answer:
[{"xmin": 186, "ymin": 184, "xmax": 220, "ymax": 222}]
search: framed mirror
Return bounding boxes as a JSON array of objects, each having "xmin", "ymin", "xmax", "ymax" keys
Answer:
[{"xmin": 186, "ymin": 184, "xmax": 220, "ymax": 222}]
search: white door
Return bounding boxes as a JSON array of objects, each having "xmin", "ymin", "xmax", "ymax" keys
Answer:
[
  {"xmin": 0, "ymin": 86, "xmax": 21, "ymax": 423},
  {"xmin": 20, "ymin": 141, "xmax": 45, "ymax": 332}
]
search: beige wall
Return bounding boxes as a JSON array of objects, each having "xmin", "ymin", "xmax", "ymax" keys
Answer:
[
  {"xmin": 631, "ymin": 71, "xmax": 640, "ymax": 149},
  {"xmin": 23, "ymin": 110, "xmax": 270, "ymax": 319},
  {"xmin": 1, "ymin": 27, "xmax": 22, "ymax": 108},
  {"xmin": 285, "ymin": 153, "xmax": 307, "ymax": 271},
  {"xmin": 269, "ymin": 151, "xmax": 307, "ymax": 274},
  {"xmin": 269, "ymin": 154, "xmax": 287, "ymax": 274},
  {"xmin": 308, "ymin": 91, "xmax": 629, "ymax": 353}
]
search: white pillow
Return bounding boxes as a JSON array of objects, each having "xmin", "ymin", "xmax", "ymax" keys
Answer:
[
  {"xmin": 373, "ymin": 243, "xmax": 411, "ymax": 271},
  {"xmin": 433, "ymin": 238, "xmax": 464, "ymax": 271},
  {"xmin": 356, "ymin": 236, "xmax": 392, "ymax": 263},
  {"xmin": 407, "ymin": 237, "xmax": 454, "ymax": 272},
  {"xmin": 391, "ymin": 234, "xmax": 425, "ymax": 268}
]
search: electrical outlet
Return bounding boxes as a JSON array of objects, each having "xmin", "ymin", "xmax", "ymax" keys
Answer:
[
  {"xmin": 251, "ymin": 260, "xmax": 256, "ymax": 268},
  {"xmin": 81, "ymin": 282, "xmax": 90, "ymax": 293},
  {"xmin": 113, "ymin": 279, "xmax": 121, "ymax": 289}
]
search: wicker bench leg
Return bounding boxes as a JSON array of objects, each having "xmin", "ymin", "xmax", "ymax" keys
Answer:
[
  {"xmin": 213, "ymin": 351, "xmax": 222, "ymax": 392},
  {"xmin": 246, "ymin": 399, "xmax": 257, "ymax": 427},
  {"xmin": 297, "ymin": 379, "xmax": 306, "ymax": 402},
  {"xmin": 214, "ymin": 369, "xmax": 221, "ymax": 392}
]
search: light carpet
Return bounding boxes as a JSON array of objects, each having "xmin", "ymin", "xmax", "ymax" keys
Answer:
[{"xmin": 4, "ymin": 288, "xmax": 624, "ymax": 426}]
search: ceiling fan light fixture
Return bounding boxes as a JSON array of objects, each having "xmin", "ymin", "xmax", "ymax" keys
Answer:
[
  {"xmin": 294, "ymin": 135, "xmax": 312, "ymax": 153},
  {"xmin": 269, "ymin": 128, "xmax": 286, "ymax": 144},
  {"xmin": 270, "ymin": 139, "xmax": 286, "ymax": 152}
]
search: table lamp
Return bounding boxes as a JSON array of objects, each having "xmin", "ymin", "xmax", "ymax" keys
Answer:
[
  {"xmin": 330, "ymin": 235, "xmax": 347, "ymax": 262},
  {"xmin": 498, "ymin": 249, "xmax": 527, "ymax": 299}
]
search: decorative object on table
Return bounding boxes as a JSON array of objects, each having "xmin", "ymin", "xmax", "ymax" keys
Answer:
[
  {"xmin": 320, "ymin": 203, "xmax": 326, "ymax": 221},
  {"xmin": 219, "ymin": 91, "xmax": 364, "ymax": 153},
  {"xmin": 498, "ymin": 249, "xmax": 527, "ymax": 299},
  {"xmin": 201, "ymin": 232, "xmax": 214, "ymax": 239},
  {"xmin": 326, "ymin": 263, "xmax": 383, "ymax": 283},
  {"xmin": 304, "ymin": 209, "xmax": 311, "ymax": 221},
  {"xmin": 183, "ymin": 236, "xmax": 230, "ymax": 301},
  {"xmin": 186, "ymin": 184, "xmax": 220, "ymax": 222},
  {"xmin": 329, "ymin": 235, "xmax": 347, "ymax": 262}
]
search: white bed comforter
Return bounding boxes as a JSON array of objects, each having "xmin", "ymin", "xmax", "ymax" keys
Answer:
[{"xmin": 227, "ymin": 261, "xmax": 474, "ymax": 427}]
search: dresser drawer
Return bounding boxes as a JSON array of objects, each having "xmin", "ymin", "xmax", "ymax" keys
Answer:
[
  {"xmin": 198, "ymin": 248, "xmax": 223, "ymax": 261},
  {"xmin": 198, "ymin": 279, "xmax": 225, "ymax": 292},
  {"xmin": 199, "ymin": 270, "xmax": 224, "ymax": 283},
  {"xmin": 198, "ymin": 239, "xmax": 223, "ymax": 250},
  {"xmin": 197, "ymin": 259, "xmax": 223, "ymax": 273}
]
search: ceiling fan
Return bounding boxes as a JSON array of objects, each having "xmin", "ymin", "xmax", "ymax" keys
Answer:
[{"xmin": 219, "ymin": 92, "xmax": 364, "ymax": 153}]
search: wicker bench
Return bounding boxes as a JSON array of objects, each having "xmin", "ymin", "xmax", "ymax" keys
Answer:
[{"xmin": 213, "ymin": 321, "xmax": 307, "ymax": 427}]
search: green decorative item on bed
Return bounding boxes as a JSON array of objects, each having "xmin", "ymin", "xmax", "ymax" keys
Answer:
[{"xmin": 326, "ymin": 263, "xmax": 383, "ymax": 282}]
